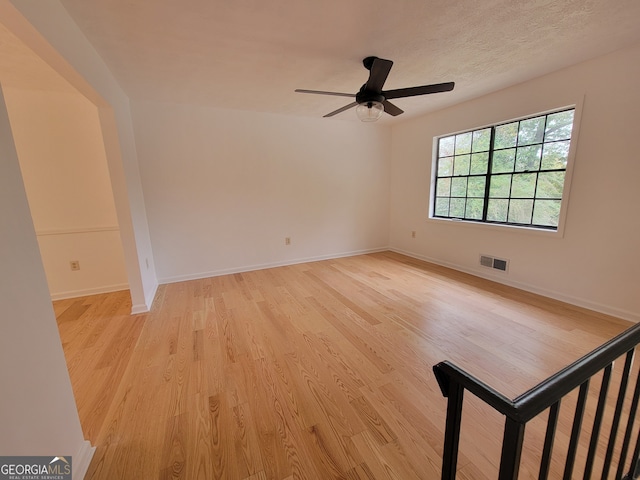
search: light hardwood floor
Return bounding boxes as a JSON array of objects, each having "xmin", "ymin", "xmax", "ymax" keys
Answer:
[{"xmin": 54, "ymin": 252, "xmax": 634, "ymax": 479}]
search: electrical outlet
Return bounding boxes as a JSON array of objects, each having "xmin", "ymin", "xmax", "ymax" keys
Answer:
[
  {"xmin": 70, "ymin": 260, "xmax": 80, "ymax": 271},
  {"xmin": 411, "ymin": 231, "xmax": 416, "ymax": 238},
  {"xmin": 285, "ymin": 237, "xmax": 291, "ymax": 245}
]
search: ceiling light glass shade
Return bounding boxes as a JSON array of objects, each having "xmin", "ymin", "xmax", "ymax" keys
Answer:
[{"xmin": 355, "ymin": 101, "xmax": 384, "ymax": 122}]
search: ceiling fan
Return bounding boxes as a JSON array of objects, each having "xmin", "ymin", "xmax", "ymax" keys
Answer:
[{"xmin": 295, "ymin": 56, "xmax": 454, "ymax": 122}]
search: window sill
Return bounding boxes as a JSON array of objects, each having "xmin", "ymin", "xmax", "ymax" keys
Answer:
[{"xmin": 427, "ymin": 215, "xmax": 565, "ymax": 238}]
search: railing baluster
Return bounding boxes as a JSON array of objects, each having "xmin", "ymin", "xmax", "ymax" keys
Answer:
[
  {"xmin": 539, "ymin": 401, "xmax": 561, "ymax": 480},
  {"xmin": 623, "ymin": 425, "xmax": 640, "ymax": 480},
  {"xmin": 616, "ymin": 355, "xmax": 640, "ymax": 480},
  {"xmin": 498, "ymin": 417, "xmax": 525, "ymax": 480},
  {"xmin": 584, "ymin": 364, "xmax": 613, "ymax": 480},
  {"xmin": 602, "ymin": 349, "xmax": 635, "ymax": 480},
  {"xmin": 564, "ymin": 380, "xmax": 590, "ymax": 479},
  {"xmin": 441, "ymin": 381, "xmax": 465, "ymax": 480}
]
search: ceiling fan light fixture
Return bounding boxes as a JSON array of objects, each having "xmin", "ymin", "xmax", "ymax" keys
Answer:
[{"xmin": 356, "ymin": 101, "xmax": 384, "ymax": 122}]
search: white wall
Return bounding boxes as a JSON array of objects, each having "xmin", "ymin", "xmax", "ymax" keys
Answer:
[
  {"xmin": 2, "ymin": 4, "xmax": 636, "ymax": 323},
  {"xmin": 4, "ymin": 88, "xmax": 128, "ymax": 299},
  {"xmin": 390, "ymin": 42, "xmax": 640, "ymax": 322},
  {"xmin": 131, "ymin": 101, "xmax": 391, "ymax": 282},
  {"xmin": 3, "ymin": 0, "xmax": 158, "ymax": 312},
  {"xmin": 0, "ymin": 86, "xmax": 93, "ymax": 477}
]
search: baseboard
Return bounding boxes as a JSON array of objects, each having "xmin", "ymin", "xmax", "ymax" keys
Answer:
[
  {"xmin": 390, "ymin": 247, "xmax": 639, "ymax": 324},
  {"xmin": 72, "ymin": 440, "xmax": 95, "ymax": 480},
  {"xmin": 130, "ymin": 302, "xmax": 149, "ymax": 315},
  {"xmin": 145, "ymin": 281, "xmax": 158, "ymax": 309},
  {"xmin": 158, "ymin": 247, "xmax": 388, "ymax": 285},
  {"xmin": 130, "ymin": 281, "xmax": 159, "ymax": 314},
  {"xmin": 49, "ymin": 284, "xmax": 129, "ymax": 301}
]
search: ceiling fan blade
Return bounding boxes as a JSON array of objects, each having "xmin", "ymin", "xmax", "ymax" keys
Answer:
[
  {"xmin": 295, "ymin": 89, "xmax": 355, "ymax": 98},
  {"xmin": 383, "ymin": 82, "xmax": 455, "ymax": 99},
  {"xmin": 383, "ymin": 100, "xmax": 404, "ymax": 116},
  {"xmin": 364, "ymin": 57, "xmax": 393, "ymax": 93},
  {"xmin": 323, "ymin": 102, "xmax": 358, "ymax": 117}
]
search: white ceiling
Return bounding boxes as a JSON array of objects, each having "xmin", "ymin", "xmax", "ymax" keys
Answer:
[{"xmin": 5, "ymin": 1, "xmax": 640, "ymax": 123}]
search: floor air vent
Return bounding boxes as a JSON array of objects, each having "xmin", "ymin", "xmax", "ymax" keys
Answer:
[{"xmin": 480, "ymin": 255, "xmax": 509, "ymax": 272}]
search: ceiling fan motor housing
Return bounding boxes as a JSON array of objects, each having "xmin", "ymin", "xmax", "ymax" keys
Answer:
[{"xmin": 356, "ymin": 89, "xmax": 385, "ymax": 106}]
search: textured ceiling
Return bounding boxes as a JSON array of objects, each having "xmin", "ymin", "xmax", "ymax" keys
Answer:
[{"xmin": 7, "ymin": 1, "xmax": 640, "ymax": 122}]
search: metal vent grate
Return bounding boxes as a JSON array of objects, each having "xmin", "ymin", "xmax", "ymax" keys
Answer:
[
  {"xmin": 493, "ymin": 259, "xmax": 508, "ymax": 271},
  {"xmin": 480, "ymin": 255, "xmax": 494, "ymax": 268},
  {"xmin": 480, "ymin": 255, "xmax": 509, "ymax": 272}
]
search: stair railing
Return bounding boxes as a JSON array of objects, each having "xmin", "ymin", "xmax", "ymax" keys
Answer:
[{"xmin": 433, "ymin": 322, "xmax": 640, "ymax": 480}]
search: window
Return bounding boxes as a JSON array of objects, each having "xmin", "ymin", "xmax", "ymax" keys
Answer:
[{"xmin": 432, "ymin": 108, "xmax": 576, "ymax": 230}]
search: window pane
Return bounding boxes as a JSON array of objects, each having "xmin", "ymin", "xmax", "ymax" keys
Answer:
[
  {"xmin": 450, "ymin": 198, "xmax": 466, "ymax": 217},
  {"xmin": 545, "ymin": 110, "xmax": 574, "ymax": 141},
  {"xmin": 439, "ymin": 136, "xmax": 455, "ymax": 157},
  {"xmin": 541, "ymin": 140, "xmax": 570, "ymax": 169},
  {"xmin": 472, "ymin": 128, "xmax": 491, "ymax": 152},
  {"xmin": 533, "ymin": 199, "xmax": 561, "ymax": 227},
  {"xmin": 470, "ymin": 152, "xmax": 489, "ymax": 174},
  {"xmin": 518, "ymin": 116, "xmax": 545, "ymax": 146},
  {"xmin": 511, "ymin": 173, "xmax": 536, "ymax": 198},
  {"xmin": 451, "ymin": 177, "xmax": 468, "ymax": 197},
  {"xmin": 515, "ymin": 145, "xmax": 542, "ymax": 172},
  {"xmin": 536, "ymin": 171, "xmax": 565, "ymax": 199},
  {"xmin": 508, "ymin": 199, "xmax": 534, "ymax": 224},
  {"xmin": 436, "ymin": 177, "xmax": 451, "ymax": 197},
  {"xmin": 467, "ymin": 176, "xmax": 486, "ymax": 197},
  {"xmin": 455, "ymin": 132, "xmax": 472, "ymax": 154},
  {"xmin": 487, "ymin": 199, "xmax": 508, "ymax": 222},
  {"xmin": 434, "ymin": 197, "xmax": 450, "ymax": 216},
  {"xmin": 438, "ymin": 157, "xmax": 453, "ymax": 177},
  {"xmin": 492, "ymin": 149, "xmax": 515, "ymax": 173},
  {"xmin": 432, "ymin": 108, "xmax": 573, "ymax": 230},
  {"xmin": 465, "ymin": 198, "xmax": 484, "ymax": 220},
  {"xmin": 453, "ymin": 155, "xmax": 471, "ymax": 176},
  {"xmin": 494, "ymin": 122, "xmax": 518, "ymax": 149},
  {"xmin": 489, "ymin": 174, "xmax": 511, "ymax": 198}
]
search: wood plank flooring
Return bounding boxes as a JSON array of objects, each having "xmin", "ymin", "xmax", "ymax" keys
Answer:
[{"xmin": 54, "ymin": 252, "xmax": 634, "ymax": 479}]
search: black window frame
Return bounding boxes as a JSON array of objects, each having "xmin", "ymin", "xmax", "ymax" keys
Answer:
[{"xmin": 431, "ymin": 107, "xmax": 576, "ymax": 231}]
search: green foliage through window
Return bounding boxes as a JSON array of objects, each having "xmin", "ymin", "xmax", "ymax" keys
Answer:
[{"xmin": 432, "ymin": 108, "xmax": 575, "ymax": 230}]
